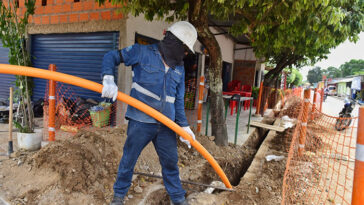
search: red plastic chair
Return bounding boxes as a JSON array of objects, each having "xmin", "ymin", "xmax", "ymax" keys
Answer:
[
  {"xmin": 229, "ymin": 94, "xmax": 241, "ymax": 115},
  {"xmin": 230, "ymin": 100, "xmax": 236, "ymax": 115},
  {"xmin": 244, "ymin": 92, "xmax": 252, "ymax": 110},
  {"xmin": 227, "ymin": 82, "xmax": 235, "ymax": 91},
  {"xmin": 242, "ymin": 85, "xmax": 252, "ymax": 92},
  {"xmin": 227, "ymin": 80, "xmax": 242, "ymax": 91},
  {"xmin": 236, "ymin": 82, "xmax": 242, "ymax": 91}
]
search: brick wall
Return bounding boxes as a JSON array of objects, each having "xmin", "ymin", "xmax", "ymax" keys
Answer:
[
  {"xmin": 233, "ymin": 60, "xmax": 256, "ymax": 87},
  {"xmin": 15, "ymin": 0, "xmax": 123, "ymax": 25}
]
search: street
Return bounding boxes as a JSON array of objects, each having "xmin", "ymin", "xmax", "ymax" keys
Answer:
[
  {"xmin": 314, "ymin": 95, "xmax": 360, "ymax": 203},
  {"xmin": 322, "ymin": 95, "xmax": 360, "ymax": 118}
]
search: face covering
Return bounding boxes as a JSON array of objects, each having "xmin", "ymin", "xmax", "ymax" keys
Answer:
[{"xmin": 158, "ymin": 31, "xmax": 186, "ymax": 69}]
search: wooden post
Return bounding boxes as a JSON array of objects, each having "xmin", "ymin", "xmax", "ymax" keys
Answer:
[
  {"xmin": 352, "ymin": 106, "xmax": 364, "ymax": 205},
  {"xmin": 299, "ymin": 89, "xmax": 310, "ymax": 156},
  {"xmin": 311, "ymin": 88, "xmax": 317, "ymax": 120},
  {"xmin": 8, "ymin": 87, "xmax": 13, "ymax": 155},
  {"xmin": 196, "ymin": 76, "xmax": 205, "ymax": 133},
  {"xmin": 255, "ymin": 81, "xmax": 263, "ymax": 115},
  {"xmin": 48, "ymin": 64, "xmax": 56, "ymax": 141}
]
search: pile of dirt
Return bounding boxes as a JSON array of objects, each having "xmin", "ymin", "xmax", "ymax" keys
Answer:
[
  {"xmin": 31, "ymin": 128, "xmax": 124, "ymax": 201},
  {"xmin": 280, "ymin": 96, "xmax": 303, "ymax": 119},
  {"xmin": 0, "ymin": 127, "xmax": 127, "ymax": 204}
]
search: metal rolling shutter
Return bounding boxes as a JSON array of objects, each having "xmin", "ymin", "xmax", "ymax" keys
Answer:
[
  {"xmin": 0, "ymin": 41, "xmax": 15, "ymax": 101},
  {"xmin": 31, "ymin": 32, "xmax": 119, "ymax": 102}
]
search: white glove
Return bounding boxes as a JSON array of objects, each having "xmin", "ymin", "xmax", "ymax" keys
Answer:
[
  {"xmin": 101, "ymin": 75, "xmax": 118, "ymax": 101},
  {"xmin": 180, "ymin": 126, "xmax": 196, "ymax": 149}
]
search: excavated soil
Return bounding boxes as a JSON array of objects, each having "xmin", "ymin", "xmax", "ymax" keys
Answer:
[{"xmin": 280, "ymin": 96, "xmax": 303, "ymax": 119}]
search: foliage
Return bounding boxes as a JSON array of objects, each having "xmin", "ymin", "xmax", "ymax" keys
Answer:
[
  {"xmin": 285, "ymin": 68, "xmax": 303, "ymax": 87},
  {"xmin": 252, "ymin": 86, "xmax": 259, "ymax": 99},
  {"xmin": 228, "ymin": 0, "xmax": 363, "ymax": 115},
  {"xmin": 339, "ymin": 59, "xmax": 364, "ymax": 77},
  {"xmin": 13, "ymin": 121, "xmax": 31, "ymax": 133},
  {"xmin": 285, "ymin": 68, "xmax": 296, "ymax": 84},
  {"xmin": 98, "ymin": 0, "xmax": 364, "ymax": 76},
  {"xmin": 324, "ymin": 66, "xmax": 342, "ymax": 78},
  {"xmin": 292, "ymin": 71, "xmax": 303, "ymax": 86},
  {"xmin": 0, "ymin": 0, "xmax": 35, "ymax": 133},
  {"xmin": 354, "ymin": 70, "xmax": 364, "ymax": 75},
  {"xmin": 229, "ymin": 0, "xmax": 364, "ymax": 86},
  {"xmin": 316, "ymin": 59, "xmax": 364, "ymax": 80},
  {"xmin": 307, "ymin": 66, "xmax": 323, "ymax": 84}
]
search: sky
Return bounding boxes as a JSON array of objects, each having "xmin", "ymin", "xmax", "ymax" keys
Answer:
[{"xmin": 300, "ymin": 32, "xmax": 364, "ymax": 80}]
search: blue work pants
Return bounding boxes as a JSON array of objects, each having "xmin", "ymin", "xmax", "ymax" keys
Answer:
[{"xmin": 113, "ymin": 119, "xmax": 186, "ymax": 203}]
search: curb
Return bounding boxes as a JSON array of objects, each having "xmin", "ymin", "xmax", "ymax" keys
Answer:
[{"xmin": 240, "ymin": 118, "xmax": 282, "ymax": 180}]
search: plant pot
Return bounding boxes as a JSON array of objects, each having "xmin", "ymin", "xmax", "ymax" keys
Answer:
[{"xmin": 17, "ymin": 129, "xmax": 43, "ymax": 151}]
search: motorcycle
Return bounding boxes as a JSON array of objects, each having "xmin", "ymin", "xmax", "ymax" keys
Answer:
[
  {"xmin": 323, "ymin": 89, "xmax": 328, "ymax": 102},
  {"xmin": 335, "ymin": 99, "xmax": 354, "ymax": 131}
]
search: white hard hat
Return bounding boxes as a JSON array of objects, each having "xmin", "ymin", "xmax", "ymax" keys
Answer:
[{"xmin": 167, "ymin": 21, "xmax": 197, "ymax": 53}]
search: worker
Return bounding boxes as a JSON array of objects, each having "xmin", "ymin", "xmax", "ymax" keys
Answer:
[{"xmin": 101, "ymin": 21, "xmax": 197, "ymax": 205}]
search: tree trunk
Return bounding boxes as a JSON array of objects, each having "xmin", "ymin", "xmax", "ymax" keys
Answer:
[
  {"xmin": 259, "ymin": 56, "xmax": 301, "ymax": 115},
  {"xmin": 189, "ymin": 0, "xmax": 228, "ymax": 146}
]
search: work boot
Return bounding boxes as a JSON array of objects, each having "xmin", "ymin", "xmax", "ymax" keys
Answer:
[
  {"xmin": 110, "ymin": 195, "xmax": 124, "ymax": 205},
  {"xmin": 171, "ymin": 200, "xmax": 189, "ymax": 205}
]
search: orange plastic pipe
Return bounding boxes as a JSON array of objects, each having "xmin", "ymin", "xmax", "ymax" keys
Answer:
[
  {"xmin": 352, "ymin": 106, "xmax": 364, "ymax": 205},
  {"xmin": 48, "ymin": 64, "xmax": 56, "ymax": 141},
  {"xmin": 196, "ymin": 76, "xmax": 204, "ymax": 133},
  {"xmin": 0, "ymin": 64, "xmax": 232, "ymax": 189}
]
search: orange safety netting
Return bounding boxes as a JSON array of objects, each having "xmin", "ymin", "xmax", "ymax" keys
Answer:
[
  {"xmin": 42, "ymin": 82, "xmax": 117, "ymax": 140},
  {"xmin": 282, "ymin": 94, "xmax": 358, "ymax": 204}
]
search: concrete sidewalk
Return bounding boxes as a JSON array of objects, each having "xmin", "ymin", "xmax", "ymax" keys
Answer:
[{"xmin": 186, "ymin": 102, "xmax": 269, "ymax": 146}]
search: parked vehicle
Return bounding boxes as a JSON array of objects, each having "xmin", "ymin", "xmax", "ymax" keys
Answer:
[
  {"xmin": 328, "ymin": 85, "xmax": 337, "ymax": 96},
  {"xmin": 335, "ymin": 99, "xmax": 354, "ymax": 131}
]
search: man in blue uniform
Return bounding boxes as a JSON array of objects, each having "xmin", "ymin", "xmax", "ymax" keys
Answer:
[{"xmin": 101, "ymin": 21, "xmax": 197, "ymax": 205}]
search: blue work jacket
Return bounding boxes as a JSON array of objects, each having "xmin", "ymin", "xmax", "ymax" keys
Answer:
[{"xmin": 101, "ymin": 43, "xmax": 189, "ymax": 127}]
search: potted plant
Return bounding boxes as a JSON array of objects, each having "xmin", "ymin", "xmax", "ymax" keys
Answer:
[{"xmin": 0, "ymin": 0, "xmax": 41, "ymax": 150}]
